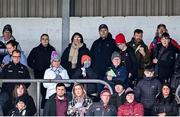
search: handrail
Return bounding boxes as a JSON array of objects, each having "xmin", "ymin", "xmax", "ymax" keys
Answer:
[{"xmin": 0, "ymin": 79, "xmax": 113, "ymax": 116}]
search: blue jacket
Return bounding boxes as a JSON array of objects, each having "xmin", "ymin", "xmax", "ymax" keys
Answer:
[{"xmin": 105, "ymin": 65, "xmax": 128, "ymax": 88}]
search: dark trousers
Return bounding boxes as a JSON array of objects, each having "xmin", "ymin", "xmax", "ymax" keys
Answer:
[{"xmin": 34, "ymin": 71, "xmax": 47, "ymax": 109}]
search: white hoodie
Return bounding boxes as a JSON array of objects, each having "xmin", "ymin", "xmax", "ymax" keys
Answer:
[{"xmin": 43, "ymin": 65, "xmax": 70, "ymax": 99}]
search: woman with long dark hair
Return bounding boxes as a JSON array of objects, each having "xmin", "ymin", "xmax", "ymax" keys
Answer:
[{"xmin": 152, "ymin": 83, "xmax": 178, "ymax": 116}]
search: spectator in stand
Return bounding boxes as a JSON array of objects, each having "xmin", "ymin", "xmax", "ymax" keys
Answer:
[
  {"xmin": 105, "ymin": 51, "xmax": 128, "ymax": 90},
  {"xmin": 135, "ymin": 65, "xmax": 161, "ymax": 115},
  {"xmin": 109, "ymin": 81, "xmax": 126, "ymax": 110},
  {"xmin": 0, "ymin": 87, "xmax": 9, "ymax": 115},
  {"xmin": 115, "ymin": 33, "xmax": 138, "ymax": 88},
  {"xmin": 153, "ymin": 32, "xmax": 179, "ymax": 83},
  {"xmin": 72, "ymin": 55, "xmax": 98, "ymax": 98},
  {"xmin": 27, "ymin": 33, "xmax": 55, "ymax": 108},
  {"xmin": 61, "ymin": 32, "xmax": 90, "ymax": 78},
  {"xmin": 127, "ymin": 29, "xmax": 150, "ymax": 81},
  {"xmin": 43, "ymin": 51, "xmax": 70, "ymax": 99},
  {"xmin": 67, "ymin": 83, "xmax": 92, "ymax": 116},
  {"xmin": 117, "ymin": 87, "xmax": 144, "ymax": 116},
  {"xmin": 152, "ymin": 83, "xmax": 178, "ymax": 116},
  {"xmin": 2, "ymin": 40, "xmax": 27, "ymax": 67},
  {"xmin": 149, "ymin": 24, "xmax": 180, "ymax": 59},
  {"xmin": 4, "ymin": 84, "xmax": 36, "ymax": 116},
  {"xmin": 86, "ymin": 88, "xmax": 116, "ymax": 116},
  {"xmin": 90, "ymin": 24, "xmax": 118, "ymax": 92},
  {"xmin": 0, "ymin": 50, "xmax": 30, "ymax": 97},
  {"xmin": 43, "ymin": 83, "xmax": 69, "ymax": 116},
  {"xmin": 8, "ymin": 96, "xmax": 32, "ymax": 116},
  {"xmin": 0, "ymin": 24, "xmax": 21, "ymax": 63}
]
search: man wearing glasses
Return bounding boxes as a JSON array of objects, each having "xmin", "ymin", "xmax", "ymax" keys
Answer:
[{"xmin": 0, "ymin": 49, "xmax": 30, "ymax": 97}]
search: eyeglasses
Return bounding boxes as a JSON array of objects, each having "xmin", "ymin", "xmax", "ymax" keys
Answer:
[{"xmin": 12, "ymin": 56, "xmax": 21, "ymax": 58}]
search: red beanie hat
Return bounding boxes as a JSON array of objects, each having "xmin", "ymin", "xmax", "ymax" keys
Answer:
[
  {"xmin": 115, "ymin": 33, "xmax": 126, "ymax": 44},
  {"xmin": 100, "ymin": 88, "xmax": 111, "ymax": 96},
  {"xmin": 81, "ymin": 55, "xmax": 91, "ymax": 65}
]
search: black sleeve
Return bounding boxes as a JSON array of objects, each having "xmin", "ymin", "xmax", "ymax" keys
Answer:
[
  {"xmin": 28, "ymin": 96, "xmax": 36, "ymax": 116},
  {"xmin": 43, "ymin": 100, "xmax": 50, "ymax": 116},
  {"xmin": 86, "ymin": 68, "xmax": 98, "ymax": 79},
  {"xmin": 166, "ymin": 101, "xmax": 178, "ymax": 116},
  {"xmin": 71, "ymin": 69, "xmax": 82, "ymax": 79},
  {"xmin": 0, "ymin": 65, "xmax": 7, "ymax": 79},
  {"xmin": 90, "ymin": 42, "xmax": 96, "ymax": 67},
  {"xmin": 152, "ymin": 101, "xmax": 159, "ymax": 116},
  {"xmin": 135, "ymin": 81, "xmax": 141, "ymax": 102},
  {"xmin": 23, "ymin": 66, "xmax": 31, "ymax": 88},
  {"xmin": 61, "ymin": 48, "xmax": 71, "ymax": 71},
  {"xmin": 27, "ymin": 48, "xmax": 36, "ymax": 69}
]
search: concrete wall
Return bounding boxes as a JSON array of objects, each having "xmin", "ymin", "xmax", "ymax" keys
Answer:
[
  {"xmin": 0, "ymin": 18, "xmax": 62, "ymax": 56},
  {"xmin": 70, "ymin": 16, "xmax": 180, "ymax": 49},
  {"xmin": 0, "ymin": 16, "xmax": 180, "ymax": 57}
]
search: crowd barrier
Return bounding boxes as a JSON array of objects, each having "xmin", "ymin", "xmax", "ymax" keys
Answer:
[{"xmin": 1, "ymin": 79, "xmax": 113, "ymax": 116}]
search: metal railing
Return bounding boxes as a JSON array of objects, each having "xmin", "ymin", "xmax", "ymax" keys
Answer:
[{"xmin": 1, "ymin": 79, "xmax": 113, "ymax": 116}]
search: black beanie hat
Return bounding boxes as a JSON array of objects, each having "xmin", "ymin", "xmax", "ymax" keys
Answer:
[
  {"xmin": 99, "ymin": 24, "xmax": 108, "ymax": 31},
  {"xmin": 115, "ymin": 81, "xmax": 125, "ymax": 88},
  {"xmin": 3, "ymin": 24, "xmax": 12, "ymax": 34},
  {"xmin": 15, "ymin": 96, "xmax": 27, "ymax": 106}
]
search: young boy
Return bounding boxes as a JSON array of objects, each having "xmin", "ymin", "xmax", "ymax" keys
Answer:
[
  {"xmin": 135, "ymin": 65, "xmax": 161, "ymax": 116},
  {"xmin": 105, "ymin": 51, "xmax": 128, "ymax": 91},
  {"xmin": 109, "ymin": 81, "xmax": 126, "ymax": 110},
  {"xmin": 8, "ymin": 96, "xmax": 30, "ymax": 116}
]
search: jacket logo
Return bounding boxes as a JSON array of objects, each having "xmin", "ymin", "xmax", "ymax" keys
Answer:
[
  {"xmin": 8, "ymin": 70, "xmax": 13, "ymax": 72},
  {"xmin": 18, "ymin": 71, "xmax": 24, "ymax": 73}
]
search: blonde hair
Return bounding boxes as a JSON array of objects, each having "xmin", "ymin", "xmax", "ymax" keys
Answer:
[{"xmin": 72, "ymin": 83, "xmax": 87, "ymax": 98}]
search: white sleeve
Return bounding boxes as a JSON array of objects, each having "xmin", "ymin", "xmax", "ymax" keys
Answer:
[
  {"xmin": 43, "ymin": 69, "xmax": 56, "ymax": 88},
  {"xmin": 61, "ymin": 69, "xmax": 70, "ymax": 87}
]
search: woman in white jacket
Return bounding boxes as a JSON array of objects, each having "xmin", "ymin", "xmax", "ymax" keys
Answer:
[{"xmin": 43, "ymin": 51, "xmax": 70, "ymax": 99}]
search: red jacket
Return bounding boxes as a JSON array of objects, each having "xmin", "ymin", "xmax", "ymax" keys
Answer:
[{"xmin": 117, "ymin": 101, "xmax": 144, "ymax": 116}]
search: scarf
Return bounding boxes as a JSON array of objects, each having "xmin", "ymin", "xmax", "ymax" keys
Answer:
[
  {"xmin": 69, "ymin": 43, "xmax": 83, "ymax": 69},
  {"xmin": 51, "ymin": 66, "xmax": 64, "ymax": 79}
]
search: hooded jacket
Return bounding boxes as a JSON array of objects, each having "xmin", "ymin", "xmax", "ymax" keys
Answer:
[{"xmin": 90, "ymin": 33, "xmax": 118, "ymax": 77}]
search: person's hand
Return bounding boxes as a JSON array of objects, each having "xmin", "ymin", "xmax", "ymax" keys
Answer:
[
  {"xmin": 81, "ymin": 67, "xmax": 86, "ymax": 77},
  {"xmin": 138, "ymin": 47, "xmax": 146, "ymax": 56},
  {"xmin": 107, "ymin": 76, "xmax": 112, "ymax": 81},
  {"xmin": 1, "ymin": 63, "xmax": 5, "ymax": 68},
  {"xmin": 128, "ymin": 73, "xmax": 132, "ymax": 78},
  {"xmin": 153, "ymin": 58, "xmax": 158, "ymax": 64}
]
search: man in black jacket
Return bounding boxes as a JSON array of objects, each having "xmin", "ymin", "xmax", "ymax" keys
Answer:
[
  {"xmin": 27, "ymin": 33, "xmax": 55, "ymax": 108},
  {"xmin": 43, "ymin": 83, "xmax": 69, "ymax": 116},
  {"xmin": 1, "ymin": 50, "xmax": 31, "ymax": 97},
  {"xmin": 153, "ymin": 32, "xmax": 179, "ymax": 83},
  {"xmin": 90, "ymin": 24, "xmax": 118, "ymax": 92}
]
